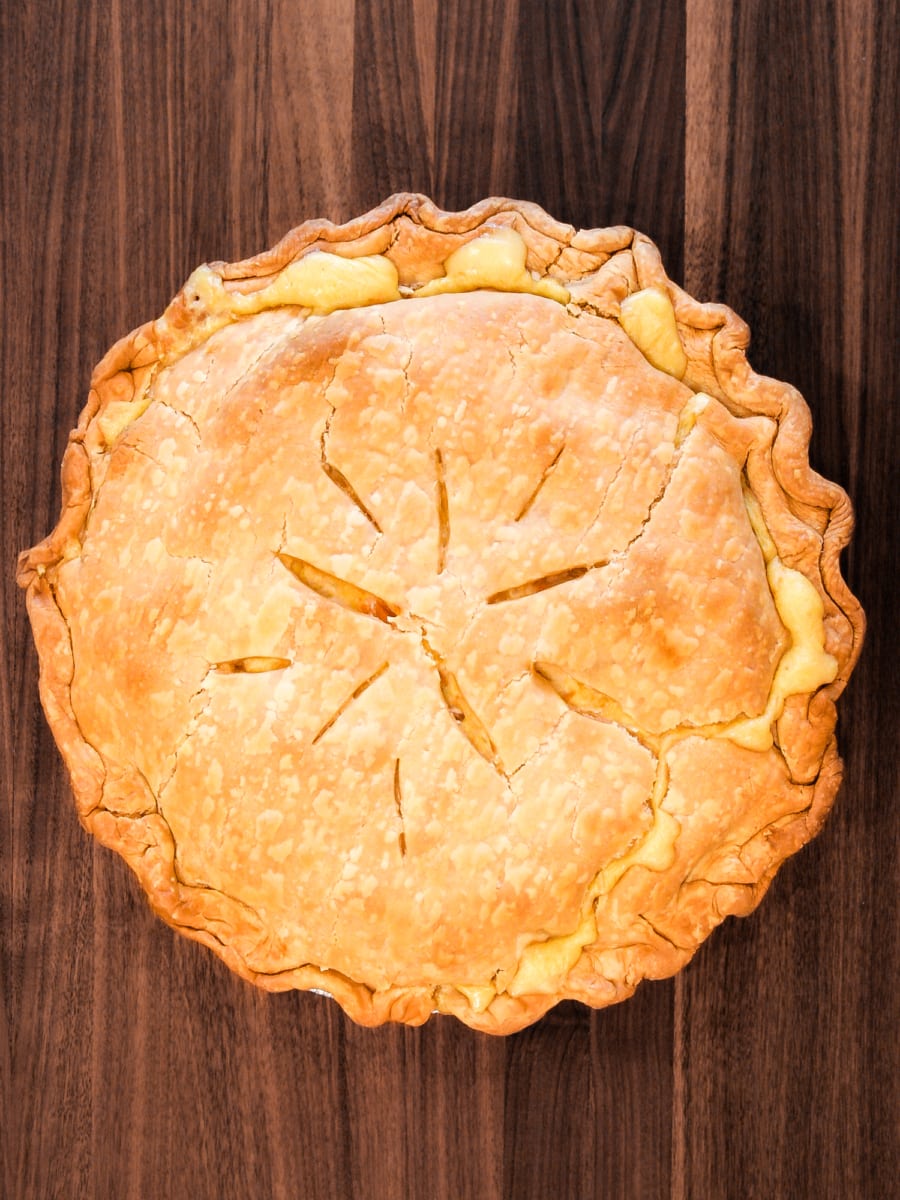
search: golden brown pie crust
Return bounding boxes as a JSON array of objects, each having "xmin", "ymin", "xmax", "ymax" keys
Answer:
[{"xmin": 18, "ymin": 195, "xmax": 864, "ymax": 1033}]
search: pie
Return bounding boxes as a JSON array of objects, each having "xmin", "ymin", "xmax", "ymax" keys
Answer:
[{"xmin": 18, "ymin": 195, "xmax": 864, "ymax": 1034}]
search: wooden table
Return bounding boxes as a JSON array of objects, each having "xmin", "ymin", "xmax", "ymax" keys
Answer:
[{"xmin": 3, "ymin": 3, "xmax": 896, "ymax": 1196}]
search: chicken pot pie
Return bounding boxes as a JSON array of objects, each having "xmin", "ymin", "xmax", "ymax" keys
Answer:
[{"xmin": 18, "ymin": 195, "xmax": 864, "ymax": 1034}]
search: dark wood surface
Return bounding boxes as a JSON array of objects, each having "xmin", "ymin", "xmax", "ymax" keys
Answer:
[{"xmin": 2, "ymin": 2, "xmax": 897, "ymax": 1197}]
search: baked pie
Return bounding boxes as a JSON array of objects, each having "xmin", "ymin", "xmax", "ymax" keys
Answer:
[{"xmin": 18, "ymin": 195, "xmax": 864, "ymax": 1033}]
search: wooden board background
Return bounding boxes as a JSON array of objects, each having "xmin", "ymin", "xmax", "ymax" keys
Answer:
[{"xmin": 2, "ymin": 2, "xmax": 897, "ymax": 1196}]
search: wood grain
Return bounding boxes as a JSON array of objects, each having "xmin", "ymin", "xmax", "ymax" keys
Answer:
[
  {"xmin": 683, "ymin": 4, "xmax": 899, "ymax": 1195},
  {"xmin": 2, "ymin": 2, "xmax": 896, "ymax": 1197}
]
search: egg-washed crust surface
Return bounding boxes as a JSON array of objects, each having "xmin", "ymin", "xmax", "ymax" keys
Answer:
[{"xmin": 18, "ymin": 195, "xmax": 864, "ymax": 1034}]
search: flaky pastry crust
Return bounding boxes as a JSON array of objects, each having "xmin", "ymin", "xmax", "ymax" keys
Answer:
[{"xmin": 18, "ymin": 195, "xmax": 864, "ymax": 1033}]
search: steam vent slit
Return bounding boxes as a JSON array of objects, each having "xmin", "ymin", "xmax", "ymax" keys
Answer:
[
  {"xmin": 393, "ymin": 759, "xmax": 406, "ymax": 857},
  {"xmin": 276, "ymin": 551, "xmax": 399, "ymax": 623},
  {"xmin": 515, "ymin": 443, "xmax": 565, "ymax": 521},
  {"xmin": 313, "ymin": 662, "xmax": 390, "ymax": 744},
  {"xmin": 320, "ymin": 433, "xmax": 382, "ymax": 533},
  {"xmin": 435, "ymin": 662, "xmax": 504, "ymax": 775},
  {"xmin": 532, "ymin": 660, "xmax": 657, "ymax": 751},
  {"xmin": 435, "ymin": 447, "xmax": 450, "ymax": 574},
  {"xmin": 213, "ymin": 656, "xmax": 292, "ymax": 674},
  {"xmin": 486, "ymin": 563, "xmax": 596, "ymax": 605}
]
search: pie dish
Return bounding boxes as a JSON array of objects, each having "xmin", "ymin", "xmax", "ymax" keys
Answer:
[{"xmin": 18, "ymin": 195, "xmax": 864, "ymax": 1034}]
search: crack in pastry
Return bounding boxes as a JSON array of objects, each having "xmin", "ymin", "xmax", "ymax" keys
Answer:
[{"xmin": 157, "ymin": 680, "xmax": 215, "ymax": 800}]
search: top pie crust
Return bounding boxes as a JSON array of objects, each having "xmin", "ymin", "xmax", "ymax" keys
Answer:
[{"xmin": 18, "ymin": 195, "xmax": 864, "ymax": 1033}]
